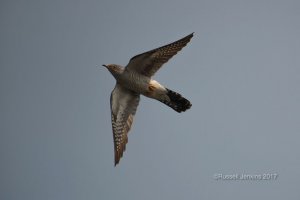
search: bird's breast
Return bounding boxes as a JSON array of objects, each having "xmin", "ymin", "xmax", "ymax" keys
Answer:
[{"xmin": 119, "ymin": 71, "xmax": 150, "ymax": 94}]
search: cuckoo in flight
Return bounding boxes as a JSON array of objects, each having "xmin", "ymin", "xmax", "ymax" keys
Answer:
[{"xmin": 103, "ymin": 33, "xmax": 193, "ymax": 166}]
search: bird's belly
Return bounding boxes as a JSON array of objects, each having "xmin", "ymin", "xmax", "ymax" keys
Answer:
[{"xmin": 143, "ymin": 80, "xmax": 167, "ymax": 99}]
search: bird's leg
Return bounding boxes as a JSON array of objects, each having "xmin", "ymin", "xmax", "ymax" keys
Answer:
[{"xmin": 148, "ymin": 84, "xmax": 156, "ymax": 92}]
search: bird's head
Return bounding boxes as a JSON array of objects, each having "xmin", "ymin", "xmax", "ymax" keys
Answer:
[
  {"xmin": 102, "ymin": 64, "xmax": 122, "ymax": 72},
  {"xmin": 102, "ymin": 64, "xmax": 124, "ymax": 78}
]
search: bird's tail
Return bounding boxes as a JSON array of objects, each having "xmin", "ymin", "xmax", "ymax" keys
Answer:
[{"xmin": 159, "ymin": 88, "xmax": 192, "ymax": 113}]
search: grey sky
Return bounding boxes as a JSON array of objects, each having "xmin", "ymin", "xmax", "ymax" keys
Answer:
[{"xmin": 1, "ymin": 0, "xmax": 299, "ymax": 199}]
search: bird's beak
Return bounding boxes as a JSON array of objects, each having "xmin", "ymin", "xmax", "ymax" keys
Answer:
[{"xmin": 102, "ymin": 64, "xmax": 107, "ymax": 68}]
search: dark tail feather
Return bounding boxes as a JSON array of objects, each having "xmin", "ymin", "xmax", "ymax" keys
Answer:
[{"xmin": 160, "ymin": 88, "xmax": 192, "ymax": 113}]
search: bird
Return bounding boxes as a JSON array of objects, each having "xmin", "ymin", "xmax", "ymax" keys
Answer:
[{"xmin": 103, "ymin": 33, "xmax": 193, "ymax": 166}]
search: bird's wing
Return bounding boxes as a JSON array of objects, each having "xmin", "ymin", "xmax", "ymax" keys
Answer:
[
  {"xmin": 110, "ymin": 84, "xmax": 140, "ymax": 166},
  {"xmin": 125, "ymin": 33, "xmax": 193, "ymax": 77}
]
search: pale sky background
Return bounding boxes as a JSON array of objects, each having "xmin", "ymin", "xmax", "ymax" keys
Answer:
[{"xmin": 1, "ymin": 0, "xmax": 300, "ymax": 199}]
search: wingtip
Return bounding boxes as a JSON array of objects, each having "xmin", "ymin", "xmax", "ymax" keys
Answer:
[
  {"xmin": 114, "ymin": 160, "xmax": 119, "ymax": 167},
  {"xmin": 186, "ymin": 32, "xmax": 194, "ymax": 39},
  {"xmin": 114, "ymin": 152, "xmax": 121, "ymax": 166},
  {"xmin": 185, "ymin": 32, "xmax": 194, "ymax": 42}
]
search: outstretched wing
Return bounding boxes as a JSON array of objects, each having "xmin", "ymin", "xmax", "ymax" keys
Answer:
[
  {"xmin": 110, "ymin": 84, "xmax": 140, "ymax": 166},
  {"xmin": 125, "ymin": 33, "xmax": 193, "ymax": 77}
]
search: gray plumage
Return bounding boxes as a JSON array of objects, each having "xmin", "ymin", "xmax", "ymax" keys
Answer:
[{"xmin": 103, "ymin": 33, "xmax": 193, "ymax": 166}]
